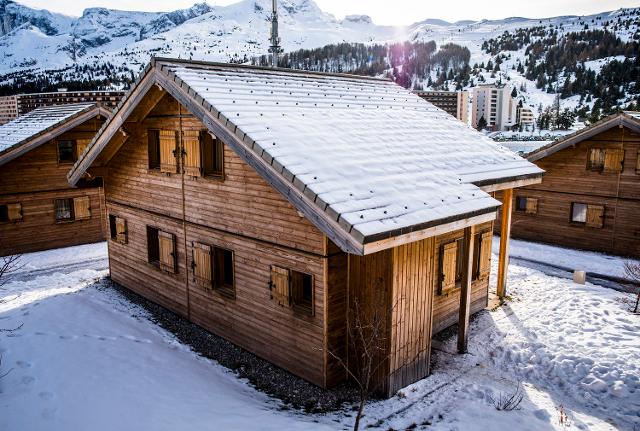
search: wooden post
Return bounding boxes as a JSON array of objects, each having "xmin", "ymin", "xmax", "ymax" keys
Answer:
[
  {"xmin": 458, "ymin": 225, "xmax": 475, "ymax": 354},
  {"xmin": 497, "ymin": 188, "xmax": 513, "ymax": 298}
]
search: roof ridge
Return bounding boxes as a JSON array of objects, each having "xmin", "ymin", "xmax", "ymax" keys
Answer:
[{"xmin": 151, "ymin": 56, "xmax": 392, "ymax": 83}]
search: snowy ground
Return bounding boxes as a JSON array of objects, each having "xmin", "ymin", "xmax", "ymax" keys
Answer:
[{"xmin": 1, "ymin": 241, "xmax": 638, "ymax": 430}]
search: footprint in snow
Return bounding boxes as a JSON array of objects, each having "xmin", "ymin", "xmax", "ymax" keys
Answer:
[
  {"xmin": 21, "ymin": 375, "xmax": 35, "ymax": 385},
  {"xmin": 15, "ymin": 360, "xmax": 31, "ymax": 369},
  {"xmin": 38, "ymin": 391, "xmax": 54, "ymax": 400},
  {"xmin": 41, "ymin": 407, "xmax": 57, "ymax": 419}
]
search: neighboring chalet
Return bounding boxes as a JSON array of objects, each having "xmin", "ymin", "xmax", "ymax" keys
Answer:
[
  {"xmin": 0, "ymin": 104, "xmax": 110, "ymax": 256},
  {"xmin": 68, "ymin": 58, "xmax": 542, "ymax": 395},
  {"xmin": 496, "ymin": 112, "xmax": 640, "ymax": 258}
]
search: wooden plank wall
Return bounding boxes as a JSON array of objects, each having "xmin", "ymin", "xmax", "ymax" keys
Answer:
[
  {"xmin": 389, "ymin": 237, "xmax": 435, "ymax": 394},
  {"xmin": 497, "ymin": 126, "xmax": 640, "ymax": 257},
  {"xmin": 103, "ymin": 94, "xmax": 329, "ymax": 386},
  {"xmin": 325, "ymin": 239, "xmax": 349, "ymax": 387},
  {"xmin": 431, "ymin": 222, "xmax": 493, "ymax": 334},
  {"xmin": 0, "ymin": 119, "xmax": 106, "ymax": 256}
]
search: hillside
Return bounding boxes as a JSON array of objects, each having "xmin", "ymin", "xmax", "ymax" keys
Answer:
[{"xmin": 0, "ymin": 0, "xmax": 637, "ymax": 118}]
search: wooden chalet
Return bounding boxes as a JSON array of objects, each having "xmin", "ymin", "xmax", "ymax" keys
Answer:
[
  {"xmin": 68, "ymin": 58, "xmax": 542, "ymax": 396},
  {"xmin": 496, "ymin": 112, "xmax": 640, "ymax": 258},
  {"xmin": 0, "ymin": 104, "xmax": 110, "ymax": 256}
]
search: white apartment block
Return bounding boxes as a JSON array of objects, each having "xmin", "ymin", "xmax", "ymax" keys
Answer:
[
  {"xmin": 472, "ymin": 85, "xmax": 517, "ymax": 131},
  {"xmin": 517, "ymin": 106, "xmax": 536, "ymax": 130}
]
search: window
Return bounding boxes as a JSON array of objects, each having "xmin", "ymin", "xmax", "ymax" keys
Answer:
[
  {"xmin": 0, "ymin": 203, "xmax": 22, "ymax": 222},
  {"xmin": 571, "ymin": 203, "xmax": 587, "ymax": 223},
  {"xmin": 147, "ymin": 227, "xmax": 160, "ymax": 265},
  {"xmin": 270, "ymin": 265, "xmax": 314, "ymax": 316},
  {"xmin": 57, "ymin": 140, "xmax": 76, "ymax": 163},
  {"xmin": 148, "ymin": 129, "xmax": 160, "ymax": 169},
  {"xmin": 439, "ymin": 232, "xmax": 492, "ymax": 294},
  {"xmin": 213, "ymin": 247, "xmax": 234, "ymax": 296},
  {"xmin": 109, "ymin": 214, "xmax": 127, "ymax": 244},
  {"xmin": 202, "ymin": 132, "xmax": 224, "ymax": 178},
  {"xmin": 192, "ymin": 243, "xmax": 234, "ymax": 296},
  {"xmin": 147, "ymin": 227, "xmax": 177, "ymax": 273},
  {"xmin": 516, "ymin": 196, "xmax": 538, "ymax": 214},
  {"xmin": 55, "ymin": 198, "xmax": 73, "ymax": 221},
  {"xmin": 290, "ymin": 270, "xmax": 313, "ymax": 314}
]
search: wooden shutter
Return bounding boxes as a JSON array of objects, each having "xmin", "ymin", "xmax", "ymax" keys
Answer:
[
  {"xmin": 193, "ymin": 242, "xmax": 212, "ymax": 287},
  {"xmin": 7, "ymin": 203, "xmax": 22, "ymax": 221},
  {"xmin": 159, "ymin": 130, "xmax": 178, "ymax": 173},
  {"xmin": 525, "ymin": 197, "xmax": 538, "ymax": 214},
  {"xmin": 73, "ymin": 196, "xmax": 91, "ymax": 220},
  {"xmin": 636, "ymin": 150, "xmax": 640, "ymax": 174},
  {"xmin": 604, "ymin": 148, "xmax": 624, "ymax": 172},
  {"xmin": 479, "ymin": 232, "xmax": 492, "ymax": 279},
  {"xmin": 158, "ymin": 231, "xmax": 177, "ymax": 273},
  {"xmin": 76, "ymin": 139, "xmax": 91, "ymax": 158},
  {"xmin": 115, "ymin": 217, "xmax": 127, "ymax": 244},
  {"xmin": 439, "ymin": 242, "xmax": 457, "ymax": 293},
  {"xmin": 588, "ymin": 148, "xmax": 604, "ymax": 170},
  {"xmin": 183, "ymin": 131, "xmax": 201, "ymax": 177},
  {"xmin": 586, "ymin": 205, "xmax": 605, "ymax": 228},
  {"xmin": 270, "ymin": 265, "xmax": 290, "ymax": 306}
]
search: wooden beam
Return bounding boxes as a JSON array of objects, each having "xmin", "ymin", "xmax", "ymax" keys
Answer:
[
  {"xmin": 496, "ymin": 188, "xmax": 513, "ymax": 298},
  {"xmin": 479, "ymin": 176, "xmax": 542, "ymax": 193},
  {"xmin": 457, "ymin": 225, "xmax": 475, "ymax": 353},
  {"xmin": 363, "ymin": 211, "xmax": 495, "ymax": 255}
]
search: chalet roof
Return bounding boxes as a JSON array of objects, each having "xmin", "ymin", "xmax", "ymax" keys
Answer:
[
  {"xmin": 528, "ymin": 111, "xmax": 640, "ymax": 162},
  {"xmin": 0, "ymin": 103, "xmax": 110, "ymax": 167},
  {"xmin": 69, "ymin": 58, "xmax": 542, "ymax": 255}
]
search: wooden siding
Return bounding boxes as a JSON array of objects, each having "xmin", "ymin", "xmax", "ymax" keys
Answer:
[
  {"xmin": 497, "ymin": 126, "xmax": 640, "ymax": 257},
  {"xmin": 0, "ymin": 118, "xmax": 106, "ymax": 256},
  {"xmin": 431, "ymin": 223, "xmax": 492, "ymax": 334}
]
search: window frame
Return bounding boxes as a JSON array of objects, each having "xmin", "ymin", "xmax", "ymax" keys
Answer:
[
  {"xmin": 212, "ymin": 246, "xmax": 235, "ymax": 298},
  {"xmin": 0, "ymin": 204, "xmax": 8, "ymax": 223},
  {"xmin": 515, "ymin": 196, "xmax": 528, "ymax": 212},
  {"xmin": 201, "ymin": 132, "xmax": 225, "ymax": 180},
  {"xmin": 54, "ymin": 198, "xmax": 74, "ymax": 222},
  {"xmin": 587, "ymin": 147, "xmax": 604, "ymax": 171},
  {"xmin": 147, "ymin": 129, "xmax": 161, "ymax": 170},
  {"xmin": 570, "ymin": 202, "xmax": 588, "ymax": 224},
  {"xmin": 57, "ymin": 140, "xmax": 77, "ymax": 164},
  {"xmin": 0, "ymin": 203, "xmax": 22, "ymax": 223},
  {"xmin": 147, "ymin": 226, "xmax": 160, "ymax": 267},
  {"xmin": 290, "ymin": 269, "xmax": 314, "ymax": 316}
]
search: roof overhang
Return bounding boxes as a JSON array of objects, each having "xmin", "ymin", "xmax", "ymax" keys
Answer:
[
  {"xmin": 528, "ymin": 112, "xmax": 640, "ymax": 162},
  {"xmin": 0, "ymin": 105, "xmax": 111, "ymax": 167}
]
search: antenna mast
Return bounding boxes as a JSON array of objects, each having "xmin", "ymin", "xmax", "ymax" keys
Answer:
[{"xmin": 269, "ymin": 0, "xmax": 282, "ymax": 68}]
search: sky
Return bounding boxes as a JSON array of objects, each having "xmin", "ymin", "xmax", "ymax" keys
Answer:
[{"xmin": 17, "ymin": 0, "xmax": 639, "ymax": 25}]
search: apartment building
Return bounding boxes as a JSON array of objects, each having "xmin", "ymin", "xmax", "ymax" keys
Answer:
[
  {"xmin": 0, "ymin": 96, "xmax": 18, "ymax": 125},
  {"xmin": 472, "ymin": 85, "xmax": 517, "ymax": 131},
  {"xmin": 517, "ymin": 106, "xmax": 536, "ymax": 130},
  {"xmin": 414, "ymin": 90, "xmax": 469, "ymax": 123}
]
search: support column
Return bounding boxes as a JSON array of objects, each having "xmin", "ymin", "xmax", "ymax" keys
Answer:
[
  {"xmin": 458, "ymin": 225, "xmax": 475, "ymax": 354},
  {"xmin": 497, "ymin": 188, "xmax": 513, "ymax": 298}
]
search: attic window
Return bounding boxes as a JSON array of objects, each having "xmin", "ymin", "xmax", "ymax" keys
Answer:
[
  {"xmin": 148, "ymin": 130, "xmax": 161, "ymax": 170},
  {"xmin": 202, "ymin": 133, "xmax": 224, "ymax": 178},
  {"xmin": 58, "ymin": 140, "xmax": 76, "ymax": 163}
]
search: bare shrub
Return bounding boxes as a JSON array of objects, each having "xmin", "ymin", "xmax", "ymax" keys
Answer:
[
  {"xmin": 623, "ymin": 261, "xmax": 640, "ymax": 313},
  {"xmin": 0, "ymin": 253, "xmax": 22, "ymax": 290},
  {"xmin": 488, "ymin": 381, "xmax": 524, "ymax": 411}
]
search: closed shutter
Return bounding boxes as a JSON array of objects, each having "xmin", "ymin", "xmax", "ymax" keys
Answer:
[
  {"xmin": 604, "ymin": 148, "xmax": 624, "ymax": 172},
  {"xmin": 158, "ymin": 231, "xmax": 177, "ymax": 273},
  {"xmin": 193, "ymin": 242, "xmax": 212, "ymax": 287},
  {"xmin": 586, "ymin": 205, "xmax": 605, "ymax": 228},
  {"xmin": 115, "ymin": 217, "xmax": 127, "ymax": 244},
  {"xmin": 525, "ymin": 197, "xmax": 538, "ymax": 214},
  {"xmin": 636, "ymin": 150, "xmax": 640, "ymax": 174},
  {"xmin": 7, "ymin": 203, "xmax": 22, "ymax": 221},
  {"xmin": 159, "ymin": 130, "xmax": 178, "ymax": 173},
  {"xmin": 76, "ymin": 139, "xmax": 91, "ymax": 158},
  {"xmin": 439, "ymin": 241, "xmax": 457, "ymax": 293},
  {"xmin": 479, "ymin": 232, "xmax": 492, "ymax": 279},
  {"xmin": 183, "ymin": 130, "xmax": 201, "ymax": 177},
  {"xmin": 588, "ymin": 148, "xmax": 604, "ymax": 170},
  {"xmin": 73, "ymin": 196, "xmax": 91, "ymax": 220},
  {"xmin": 270, "ymin": 265, "xmax": 290, "ymax": 306}
]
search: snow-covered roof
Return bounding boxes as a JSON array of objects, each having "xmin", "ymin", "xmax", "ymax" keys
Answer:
[
  {"xmin": 0, "ymin": 103, "xmax": 109, "ymax": 166},
  {"xmin": 528, "ymin": 111, "xmax": 640, "ymax": 162},
  {"xmin": 70, "ymin": 58, "xmax": 543, "ymax": 255}
]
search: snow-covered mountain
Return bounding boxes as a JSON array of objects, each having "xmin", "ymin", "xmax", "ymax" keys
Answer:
[{"xmin": 0, "ymin": 0, "xmax": 637, "ymax": 114}]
